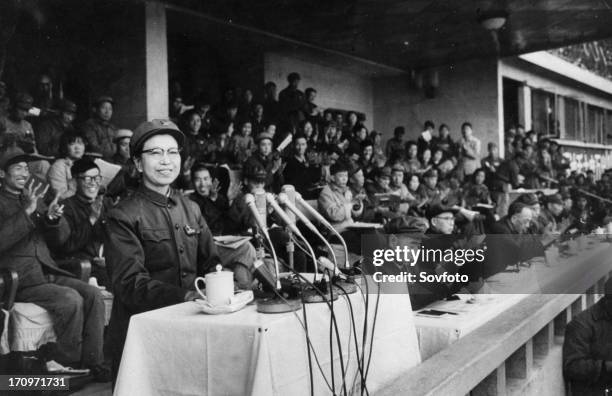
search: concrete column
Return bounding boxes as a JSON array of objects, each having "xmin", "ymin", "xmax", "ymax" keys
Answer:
[
  {"xmin": 518, "ymin": 84, "xmax": 532, "ymax": 131},
  {"xmin": 145, "ymin": 2, "xmax": 168, "ymax": 120}
]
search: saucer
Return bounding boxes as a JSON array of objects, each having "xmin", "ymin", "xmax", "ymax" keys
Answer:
[{"xmin": 194, "ymin": 290, "xmax": 254, "ymax": 314}]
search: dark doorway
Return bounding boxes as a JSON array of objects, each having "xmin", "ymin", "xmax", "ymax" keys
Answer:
[{"xmin": 502, "ymin": 77, "xmax": 521, "ymax": 133}]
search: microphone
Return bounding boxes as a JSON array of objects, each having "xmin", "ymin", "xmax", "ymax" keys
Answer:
[
  {"xmin": 278, "ymin": 191, "xmax": 339, "ymax": 270},
  {"xmin": 245, "ymin": 193, "xmax": 270, "ymax": 239},
  {"xmin": 254, "ymin": 190, "xmax": 267, "ymax": 229},
  {"xmin": 266, "ymin": 193, "xmax": 319, "ymax": 279},
  {"xmin": 280, "ymin": 185, "xmax": 296, "ymax": 224},
  {"xmin": 265, "ymin": 193, "xmax": 302, "ymax": 237},
  {"xmin": 245, "ymin": 193, "xmax": 281, "ymax": 289},
  {"xmin": 294, "ymin": 191, "xmax": 350, "ymax": 269}
]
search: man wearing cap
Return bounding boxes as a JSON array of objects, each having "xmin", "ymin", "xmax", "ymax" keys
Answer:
[
  {"xmin": 563, "ymin": 278, "xmax": 612, "ymax": 395},
  {"xmin": 0, "ymin": 92, "xmax": 36, "ymax": 153},
  {"xmin": 244, "ymin": 131, "xmax": 284, "ymax": 192},
  {"xmin": 35, "ymin": 99, "xmax": 77, "ymax": 157},
  {"xmin": 105, "ymin": 119, "xmax": 221, "ymax": 378},
  {"xmin": 46, "ymin": 158, "xmax": 111, "ymax": 287},
  {"xmin": 418, "ymin": 168, "xmax": 442, "ymax": 206},
  {"xmin": 81, "ymin": 96, "xmax": 117, "ymax": 159},
  {"xmin": 0, "ymin": 146, "xmax": 108, "ymax": 379},
  {"xmin": 407, "ymin": 204, "xmax": 476, "ymax": 309}
]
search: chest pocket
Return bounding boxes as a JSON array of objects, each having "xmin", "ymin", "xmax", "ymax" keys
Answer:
[
  {"xmin": 140, "ymin": 228, "xmax": 173, "ymax": 271},
  {"xmin": 142, "ymin": 229, "xmax": 171, "ymax": 243}
]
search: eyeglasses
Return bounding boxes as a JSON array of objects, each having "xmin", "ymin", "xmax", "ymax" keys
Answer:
[
  {"xmin": 141, "ymin": 147, "xmax": 182, "ymax": 158},
  {"xmin": 77, "ymin": 175, "xmax": 102, "ymax": 184}
]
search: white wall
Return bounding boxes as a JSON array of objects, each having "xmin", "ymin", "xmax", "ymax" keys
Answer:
[
  {"xmin": 264, "ymin": 52, "xmax": 374, "ymax": 129},
  {"xmin": 373, "ymin": 58, "xmax": 500, "ymax": 152}
]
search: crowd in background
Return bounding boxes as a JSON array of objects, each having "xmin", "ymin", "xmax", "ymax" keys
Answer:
[{"xmin": 1, "ymin": 72, "xmax": 611, "ymax": 249}]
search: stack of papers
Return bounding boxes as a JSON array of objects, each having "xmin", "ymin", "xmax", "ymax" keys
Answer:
[{"xmin": 213, "ymin": 235, "xmax": 252, "ymax": 249}]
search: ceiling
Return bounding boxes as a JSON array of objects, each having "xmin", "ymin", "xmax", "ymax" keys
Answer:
[{"xmin": 164, "ymin": 0, "xmax": 612, "ymax": 70}]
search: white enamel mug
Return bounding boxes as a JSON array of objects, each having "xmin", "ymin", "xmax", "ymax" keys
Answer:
[{"xmin": 195, "ymin": 265, "xmax": 234, "ymax": 306}]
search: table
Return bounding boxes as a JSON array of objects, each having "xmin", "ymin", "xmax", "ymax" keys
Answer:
[
  {"xmin": 414, "ymin": 294, "xmax": 528, "ymax": 360},
  {"xmin": 114, "ymin": 291, "xmax": 421, "ymax": 396},
  {"xmin": 414, "ymin": 239, "xmax": 612, "ymax": 360}
]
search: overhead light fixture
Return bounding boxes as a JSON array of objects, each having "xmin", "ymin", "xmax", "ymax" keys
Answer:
[{"xmin": 478, "ymin": 11, "xmax": 508, "ymax": 31}]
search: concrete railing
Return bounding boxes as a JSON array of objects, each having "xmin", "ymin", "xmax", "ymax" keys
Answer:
[{"xmin": 376, "ymin": 243, "xmax": 612, "ymax": 396}]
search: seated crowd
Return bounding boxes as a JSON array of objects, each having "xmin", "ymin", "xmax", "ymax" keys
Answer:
[{"xmin": 0, "ymin": 71, "xmax": 611, "ymax": 385}]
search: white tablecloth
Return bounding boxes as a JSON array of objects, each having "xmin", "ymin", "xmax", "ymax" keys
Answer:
[
  {"xmin": 414, "ymin": 239, "xmax": 612, "ymax": 360},
  {"xmin": 414, "ymin": 294, "xmax": 528, "ymax": 360},
  {"xmin": 114, "ymin": 291, "xmax": 420, "ymax": 396}
]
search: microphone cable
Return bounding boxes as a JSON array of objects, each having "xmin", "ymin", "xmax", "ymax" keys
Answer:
[
  {"xmin": 334, "ymin": 281, "xmax": 367, "ymax": 395},
  {"xmin": 269, "ymin": 286, "xmax": 334, "ymax": 395},
  {"xmin": 278, "ymin": 256, "xmax": 349, "ymax": 396},
  {"xmin": 288, "ymin": 237, "xmax": 344, "ymax": 395},
  {"xmin": 363, "ymin": 279, "xmax": 381, "ymax": 388},
  {"xmin": 292, "ymin": 234, "xmax": 363, "ymax": 396}
]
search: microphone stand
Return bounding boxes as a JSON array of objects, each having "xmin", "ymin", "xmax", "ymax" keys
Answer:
[
  {"xmin": 295, "ymin": 192, "xmax": 351, "ymax": 269},
  {"xmin": 245, "ymin": 193, "xmax": 301, "ymax": 314},
  {"xmin": 285, "ymin": 225, "xmax": 294, "ymax": 271},
  {"xmin": 280, "ymin": 190, "xmax": 357, "ymax": 294}
]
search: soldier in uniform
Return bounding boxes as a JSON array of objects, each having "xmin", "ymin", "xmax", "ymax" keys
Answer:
[
  {"xmin": 81, "ymin": 96, "xmax": 117, "ymax": 159},
  {"xmin": 105, "ymin": 119, "xmax": 222, "ymax": 379},
  {"xmin": 1, "ymin": 93, "xmax": 37, "ymax": 153}
]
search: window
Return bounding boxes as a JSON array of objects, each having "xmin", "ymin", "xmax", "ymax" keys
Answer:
[
  {"xmin": 563, "ymin": 97, "xmax": 581, "ymax": 141},
  {"xmin": 531, "ymin": 89, "xmax": 559, "ymax": 137},
  {"xmin": 586, "ymin": 105, "xmax": 604, "ymax": 144}
]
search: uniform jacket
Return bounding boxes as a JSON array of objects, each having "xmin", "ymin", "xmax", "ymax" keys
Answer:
[
  {"xmin": 563, "ymin": 297, "xmax": 612, "ymax": 396},
  {"xmin": 81, "ymin": 118, "xmax": 117, "ymax": 159},
  {"xmin": 485, "ymin": 217, "xmax": 544, "ymax": 277},
  {"xmin": 47, "ymin": 194, "xmax": 109, "ymax": 259},
  {"xmin": 188, "ymin": 192, "xmax": 229, "ymax": 236},
  {"xmin": 105, "ymin": 185, "xmax": 221, "ymax": 362},
  {"xmin": 0, "ymin": 188, "xmax": 73, "ymax": 288},
  {"xmin": 35, "ymin": 116, "xmax": 74, "ymax": 157}
]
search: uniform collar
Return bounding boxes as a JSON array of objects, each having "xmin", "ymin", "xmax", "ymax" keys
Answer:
[
  {"xmin": 137, "ymin": 185, "xmax": 178, "ymax": 207},
  {"xmin": 0, "ymin": 187, "xmax": 21, "ymax": 200}
]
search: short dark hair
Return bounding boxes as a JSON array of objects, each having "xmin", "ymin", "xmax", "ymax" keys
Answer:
[
  {"xmin": 508, "ymin": 201, "xmax": 530, "ymax": 217},
  {"xmin": 287, "ymin": 72, "xmax": 301, "ymax": 83},
  {"xmin": 59, "ymin": 132, "xmax": 86, "ymax": 158},
  {"xmin": 424, "ymin": 120, "xmax": 435, "ymax": 130},
  {"xmin": 190, "ymin": 163, "xmax": 211, "ymax": 181},
  {"xmin": 439, "ymin": 124, "xmax": 449, "ymax": 132},
  {"xmin": 394, "ymin": 126, "xmax": 405, "ymax": 136},
  {"xmin": 305, "ymin": 87, "xmax": 316, "ymax": 96},
  {"xmin": 264, "ymin": 81, "xmax": 276, "ymax": 89},
  {"xmin": 461, "ymin": 122, "xmax": 472, "ymax": 130}
]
